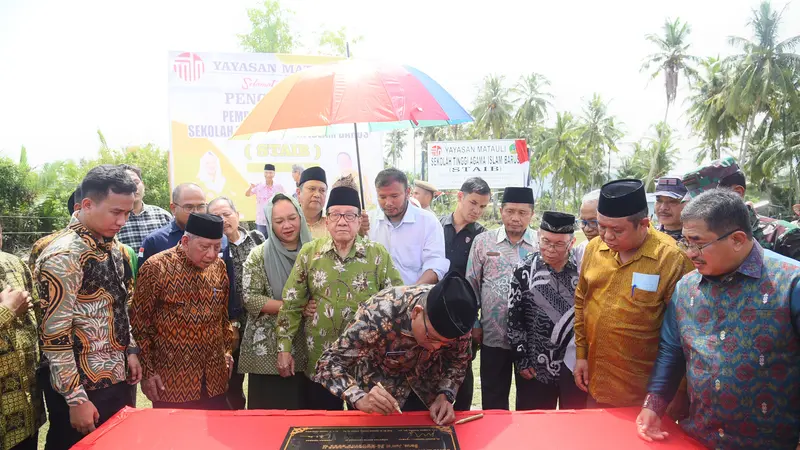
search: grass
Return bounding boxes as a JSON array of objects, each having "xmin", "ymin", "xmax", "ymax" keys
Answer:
[{"xmin": 37, "ymin": 229, "xmax": 584, "ymax": 447}]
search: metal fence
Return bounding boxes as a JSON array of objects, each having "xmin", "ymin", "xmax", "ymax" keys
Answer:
[{"xmin": 0, "ymin": 215, "xmax": 69, "ymax": 257}]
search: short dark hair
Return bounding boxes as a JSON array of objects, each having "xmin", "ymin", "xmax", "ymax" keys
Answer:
[
  {"xmin": 118, "ymin": 163, "xmax": 142, "ymax": 180},
  {"xmin": 172, "ymin": 183, "xmax": 203, "ymax": 203},
  {"xmin": 80, "ymin": 165, "xmax": 137, "ymax": 203},
  {"xmin": 627, "ymin": 208, "xmax": 649, "ymax": 226},
  {"xmin": 208, "ymin": 196, "xmax": 236, "ymax": 212},
  {"xmin": 460, "ymin": 177, "xmax": 491, "ymax": 196},
  {"xmin": 719, "ymin": 171, "xmax": 747, "ymax": 191},
  {"xmin": 375, "ymin": 168, "xmax": 408, "ymax": 190},
  {"xmin": 682, "ymin": 188, "xmax": 753, "ymax": 238}
]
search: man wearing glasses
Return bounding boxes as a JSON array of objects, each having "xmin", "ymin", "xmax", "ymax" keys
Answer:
[
  {"xmin": 575, "ymin": 189, "xmax": 600, "ymax": 266},
  {"xmin": 573, "ymin": 179, "xmax": 693, "ymax": 410},
  {"xmin": 508, "ymin": 211, "xmax": 586, "ymax": 411},
  {"xmin": 140, "ymin": 183, "xmax": 210, "ymax": 264},
  {"xmin": 276, "ymin": 186, "xmax": 403, "ymax": 410},
  {"xmin": 653, "ymin": 176, "xmax": 688, "ymax": 242},
  {"xmin": 637, "ymin": 189, "xmax": 800, "ymax": 449},
  {"xmin": 314, "ymin": 271, "xmax": 477, "ymax": 426}
]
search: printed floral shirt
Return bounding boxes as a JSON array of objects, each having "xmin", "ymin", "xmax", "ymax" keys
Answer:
[
  {"xmin": 314, "ymin": 285, "xmax": 471, "ymax": 408},
  {"xmin": 276, "ymin": 236, "xmax": 403, "ymax": 375},
  {"xmin": 239, "ymin": 243, "xmax": 308, "ymax": 375},
  {"xmin": 0, "ymin": 252, "xmax": 45, "ymax": 450},
  {"xmin": 465, "ymin": 227, "xmax": 537, "ymax": 349},
  {"xmin": 35, "ymin": 220, "xmax": 137, "ymax": 406}
]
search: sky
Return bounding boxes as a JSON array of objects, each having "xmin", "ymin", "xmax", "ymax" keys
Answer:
[{"xmin": 0, "ymin": 0, "xmax": 798, "ymax": 176}]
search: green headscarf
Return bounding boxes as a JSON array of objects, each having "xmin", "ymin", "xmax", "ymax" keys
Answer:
[{"xmin": 263, "ymin": 193, "xmax": 313, "ymax": 299}]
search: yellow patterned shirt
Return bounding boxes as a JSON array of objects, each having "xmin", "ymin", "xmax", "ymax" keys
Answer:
[
  {"xmin": 0, "ymin": 252, "xmax": 44, "ymax": 450},
  {"xmin": 574, "ymin": 227, "xmax": 694, "ymax": 406}
]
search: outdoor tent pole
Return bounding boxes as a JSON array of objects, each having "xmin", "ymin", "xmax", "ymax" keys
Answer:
[{"xmin": 346, "ymin": 42, "xmax": 366, "ymax": 208}]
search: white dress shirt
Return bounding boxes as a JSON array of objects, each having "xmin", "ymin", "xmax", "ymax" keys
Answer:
[{"xmin": 368, "ymin": 202, "xmax": 449, "ymax": 285}]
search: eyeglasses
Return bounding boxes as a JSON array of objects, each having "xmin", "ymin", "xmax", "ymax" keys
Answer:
[
  {"xmin": 579, "ymin": 219, "xmax": 598, "ymax": 229},
  {"xmin": 539, "ymin": 238, "xmax": 569, "ymax": 251},
  {"xmin": 677, "ymin": 229, "xmax": 740, "ymax": 255},
  {"xmin": 328, "ymin": 213, "xmax": 360, "ymax": 223},
  {"xmin": 178, "ymin": 203, "xmax": 208, "ymax": 213}
]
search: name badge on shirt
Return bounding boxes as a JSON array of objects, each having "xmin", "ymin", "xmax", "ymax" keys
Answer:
[
  {"xmin": 632, "ymin": 273, "xmax": 660, "ymax": 293},
  {"xmin": 487, "ymin": 251, "xmax": 501, "ymax": 257}
]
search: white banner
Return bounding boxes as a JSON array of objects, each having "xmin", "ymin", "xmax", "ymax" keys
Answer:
[
  {"xmin": 427, "ymin": 140, "xmax": 529, "ymax": 190},
  {"xmin": 168, "ymin": 51, "xmax": 383, "ymax": 221}
]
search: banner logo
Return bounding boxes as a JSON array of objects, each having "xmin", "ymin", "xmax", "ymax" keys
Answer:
[
  {"xmin": 430, "ymin": 145, "xmax": 442, "ymax": 157},
  {"xmin": 173, "ymin": 52, "xmax": 205, "ymax": 82}
]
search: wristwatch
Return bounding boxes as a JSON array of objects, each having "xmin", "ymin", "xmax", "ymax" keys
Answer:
[
  {"xmin": 231, "ymin": 321, "xmax": 241, "ymax": 329},
  {"xmin": 438, "ymin": 390, "xmax": 456, "ymax": 404}
]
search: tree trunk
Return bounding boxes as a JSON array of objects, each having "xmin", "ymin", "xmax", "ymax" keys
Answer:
[
  {"xmin": 663, "ymin": 101, "xmax": 671, "ymax": 125},
  {"xmin": 741, "ymin": 96, "xmax": 762, "ymax": 165}
]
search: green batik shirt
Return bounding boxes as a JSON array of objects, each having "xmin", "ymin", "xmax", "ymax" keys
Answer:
[
  {"xmin": 276, "ymin": 235, "xmax": 403, "ymax": 375},
  {"xmin": 749, "ymin": 206, "xmax": 800, "ymax": 261},
  {"xmin": 0, "ymin": 252, "xmax": 45, "ymax": 450},
  {"xmin": 238, "ymin": 243, "xmax": 308, "ymax": 375}
]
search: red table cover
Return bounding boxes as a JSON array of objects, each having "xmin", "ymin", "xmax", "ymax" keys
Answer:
[{"xmin": 73, "ymin": 407, "xmax": 705, "ymax": 449}]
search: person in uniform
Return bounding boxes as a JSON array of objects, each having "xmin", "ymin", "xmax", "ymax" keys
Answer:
[
  {"xmin": 314, "ymin": 271, "xmax": 477, "ymax": 426},
  {"xmin": 573, "ymin": 179, "xmax": 694, "ymax": 409},
  {"xmin": 295, "ymin": 166, "xmax": 328, "ymax": 239},
  {"xmin": 466, "ymin": 186, "xmax": 537, "ymax": 410},
  {"xmin": 653, "ymin": 176, "xmax": 688, "ymax": 241},
  {"xmin": 412, "ymin": 180, "xmax": 438, "ymax": 212},
  {"xmin": 131, "ymin": 213, "xmax": 235, "ymax": 410},
  {"xmin": 508, "ymin": 211, "xmax": 586, "ymax": 411},
  {"xmin": 682, "ymin": 156, "xmax": 800, "ymax": 260}
]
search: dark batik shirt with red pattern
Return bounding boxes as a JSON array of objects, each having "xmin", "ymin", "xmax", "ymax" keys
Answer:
[{"xmin": 313, "ymin": 285, "xmax": 470, "ymax": 409}]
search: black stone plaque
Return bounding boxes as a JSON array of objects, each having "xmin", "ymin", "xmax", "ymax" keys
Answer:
[{"xmin": 280, "ymin": 426, "xmax": 460, "ymax": 450}]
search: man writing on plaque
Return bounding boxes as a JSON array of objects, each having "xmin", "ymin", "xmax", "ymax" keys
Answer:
[
  {"xmin": 573, "ymin": 179, "xmax": 693, "ymax": 408},
  {"xmin": 314, "ymin": 271, "xmax": 477, "ymax": 426}
]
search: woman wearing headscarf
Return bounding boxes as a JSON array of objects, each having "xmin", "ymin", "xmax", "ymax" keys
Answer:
[{"xmin": 238, "ymin": 193, "xmax": 312, "ymax": 409}]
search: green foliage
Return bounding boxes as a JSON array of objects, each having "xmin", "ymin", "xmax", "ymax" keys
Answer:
[
  {"xmin": 238, "ymin": 0, "xmax": 297, "ymax": 53},
  {"xmin": 384, "ymin": 130, "xmax": 407, "ymax": 168}
]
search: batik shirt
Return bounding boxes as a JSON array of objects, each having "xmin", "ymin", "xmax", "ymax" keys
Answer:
[
  {"xmin": 508, "ymin": 250, "xmax": 579, "ymax": 384},
  {"xmin": 228, "ymin": 228, "xmax": 265, "ymax": 322},
  {"xmin": 36, "ymin": 220, "xmax": 137, "ymax": 406},
  {"xmin": 466, "ymin": 227, "xmax": 537, "ymax": 349},
  {"xmin": 131, "ymin": 245, "xmax": 235, "ymax": 404},
  {"xmin": 314, "ymin": 285, "xmax": 471, "ymax": 408},
  {"xmin": 27, "ymin": 215, "xmax": 79, "ymax": 273},
  {"xmin": 574, "ymin": 227, "xmax": 694, "ymax": 406},
  {"xmin": 276, "ymin": 236, "xmax": 403, "ymax": 375},
  {"xmin": 0, "ymin": 252, "xmax": 44, "ymax": 450},
  {"xmin": 117, "ymin": 203, "xmax": 172, "ymax": 250},
  {"xmin": 645, "ymin": 243, "xmax": 800, "ymax": 449},
  {"xmin": 238, "ymin": 244, "xmax": 308, "ymax": 375},
  {"xmin": 749, "ymin": 206, "xmax": 800, "ymax": 261},
  {"xmin": 306, "ymin": 214, "xmax": 328, "ymax": 240}
]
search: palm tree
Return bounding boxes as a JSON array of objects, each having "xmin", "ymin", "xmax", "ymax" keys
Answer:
[
  {"xmin": 512, "ymin": 73, "xmax": 551, "ymax": 138},
  {"xmin": 577, "ymin": 94, "xmax": 624, "ymax": 186},
  {"xmin": 471, "ymin": 75, "xmax": 513, "ymax": 139},
  {"xmin": 725, "ymin": 1, "xmax": 800, "ymax": 165},
  {"xmin": 642, "ymin": 17, "xmax": 699, "ymax": 123},
  {"xmin": 640, "ymin": 122, "xmax": 679, "ymax": 191},
  {"xmin": 688, "ymin": 57, "xmax": 739, "ymax": 162},
  {"xmin": 535, "ymin": 112, "xmax": 588, "ymax": 210},
  {"xmin": 384, "ymin": 130, "xmax": 407, "ymax": 168}
]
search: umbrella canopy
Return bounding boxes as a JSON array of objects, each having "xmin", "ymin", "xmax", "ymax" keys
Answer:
[{"xmin": 231, "ymin": 59, "xmax": 472, "ymax": 137}]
